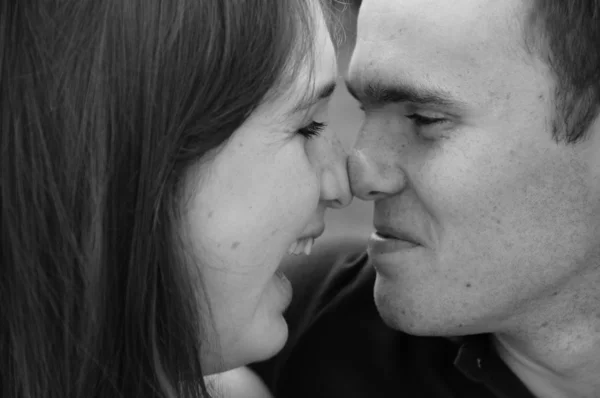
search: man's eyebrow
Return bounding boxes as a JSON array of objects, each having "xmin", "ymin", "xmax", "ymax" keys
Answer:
[
  {"xmin": 345, "ymin": 79, "xmax": 464, "ymax": 109},
  {"xmin": 292, "ymin": 81, "xmax": 337, "ymax": 114}
]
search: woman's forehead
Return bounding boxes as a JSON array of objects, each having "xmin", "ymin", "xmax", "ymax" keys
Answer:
[
  {"xmin": 271, "ymin": 39, "xmax": 337, "ymax": 116},
  {"xmin": 249, "ymin": 4, "xmax": 338, "ymax": 122}
]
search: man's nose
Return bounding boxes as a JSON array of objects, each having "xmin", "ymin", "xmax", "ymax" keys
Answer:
[{"xmin": 347, "ymin": 148, "xmax": 406, "ymax": 201}]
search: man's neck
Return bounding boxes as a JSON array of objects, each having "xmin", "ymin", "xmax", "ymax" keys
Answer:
[
  {"xmin": 493, "ymin": 321, "xmax": 600, "ymax": 398},
  {"xmin": 489, "ymin": 263, "xmax": 600, "ymax": 398}
]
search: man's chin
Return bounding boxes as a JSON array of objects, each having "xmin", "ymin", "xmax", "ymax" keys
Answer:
[
  {"xmin": 373, "ymin": 286, "xmax": 482, "ymax": 337},
  {"xmin": 375, "ymin": 308, "xmax": 465, "ymax": 337}
]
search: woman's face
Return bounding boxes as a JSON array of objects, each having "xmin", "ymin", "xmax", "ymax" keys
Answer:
[{"xmin": 182, "ymin": 10, "xmax": 351, "ymax": 373}]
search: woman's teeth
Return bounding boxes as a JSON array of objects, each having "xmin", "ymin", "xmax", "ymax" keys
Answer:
[{"xmin": 288, "ymin": 237, "xmax": 314, "ymax": 256}]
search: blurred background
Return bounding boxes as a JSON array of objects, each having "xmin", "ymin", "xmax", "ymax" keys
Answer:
[{"xmin": 320, "ymin": 1, "xmax": 373, "ymax": 242}]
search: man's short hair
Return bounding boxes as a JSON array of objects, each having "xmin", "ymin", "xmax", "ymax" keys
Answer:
[{"xmin": 526, "ymin": 1, "xmax": 600, "ymax": 143}]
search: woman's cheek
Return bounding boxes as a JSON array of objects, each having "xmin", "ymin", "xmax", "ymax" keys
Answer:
[{"xmin": 279, "ymin": 140, "xmax": 322, "ymax": 208}]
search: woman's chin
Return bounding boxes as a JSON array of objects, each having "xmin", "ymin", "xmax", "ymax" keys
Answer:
[
  {"xmin": 272, "ymin": 270, "xmax": 293, "ymax": 312},
  {"xmin": 241, "ymin": 312, "xmax": 289, "ymax": 365},
  {"xmin": 207, "ymin": 313, "xmax": 289, "ymax": 374}
]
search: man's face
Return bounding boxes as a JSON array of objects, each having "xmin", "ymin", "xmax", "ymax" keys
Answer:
[{"xmin": 347, "ymin": 0, "xmax": 600, "ymax": 336}]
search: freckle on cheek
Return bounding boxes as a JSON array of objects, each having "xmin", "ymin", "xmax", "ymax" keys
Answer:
[
  {"xmin": 208, "ymin": 211, "xmax": 214, "ymax": 218},
  {"xmin": 465, "ymin": 283, "xmax": 472, "ymax": 288},
  {"xmin": 231, "ymin": 242, "xmax": 240, "ymax": 250}
]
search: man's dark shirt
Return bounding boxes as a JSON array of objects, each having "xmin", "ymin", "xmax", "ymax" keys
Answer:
[{"xmin": 252, "ymin": 242, "xmax": 536, "ymax": 397}]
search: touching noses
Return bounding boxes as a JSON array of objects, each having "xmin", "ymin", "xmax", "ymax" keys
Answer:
[{"xmin": 347, "ymin": 148, "xmax": 406, "ymax": 201}]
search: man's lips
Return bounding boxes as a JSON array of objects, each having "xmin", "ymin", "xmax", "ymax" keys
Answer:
[
  {"xmin": 373, "ymin": 225, "xmax": 421, "ymax": 245},
  {"xmin": 368, "ymin": 231, "xmax": 420, "ymax": 255}
]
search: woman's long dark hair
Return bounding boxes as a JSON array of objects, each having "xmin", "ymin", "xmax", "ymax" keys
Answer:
[{"xmin": 0, "ymin": 1, "xmax": 324, "ymax": 397}]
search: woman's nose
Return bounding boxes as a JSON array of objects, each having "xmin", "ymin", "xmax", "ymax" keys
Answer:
[
  {"xmin": 315, "ymin": 135, "xmax": 352, "ymax": 209},
  {"xmin": 347, "ymin": 148, "xmax": 406, "ymax": 201},
  {"xmin": 320, "ymin": 166, "xmax": 352, "ymax": 209}
]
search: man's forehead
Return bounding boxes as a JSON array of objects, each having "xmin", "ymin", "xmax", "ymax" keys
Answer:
[
  {"xmin": 349, "ymin": 0, "xmax": 530, "ymax": 106},
  {"xmin": 356, "ymin": 0, "xmax": 525, "ymax": 47}
]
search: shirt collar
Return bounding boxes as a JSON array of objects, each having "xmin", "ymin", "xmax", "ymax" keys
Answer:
[{"xmin": 453, "ymin": 334, "xmax": 536, "ymax": 398}]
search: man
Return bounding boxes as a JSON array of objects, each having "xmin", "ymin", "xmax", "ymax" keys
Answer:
[{"xmin": 253, "ymin": 1, "xmax": 600, "ymax": 397}]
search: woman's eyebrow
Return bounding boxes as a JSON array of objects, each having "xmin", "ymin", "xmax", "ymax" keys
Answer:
[{"xmin": 291, "ymin": 81, "xmax": 337, "ymax": 114}]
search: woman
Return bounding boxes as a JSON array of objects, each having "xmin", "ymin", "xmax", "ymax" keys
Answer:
[{"xmin": 0, "ymin": 1, "xmax": 350, "ymax": 397}]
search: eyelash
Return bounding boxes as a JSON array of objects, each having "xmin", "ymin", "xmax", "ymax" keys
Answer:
[
  {"xmin": 297, "ymin": 121, "xmax": 326, "ymax": 139},
  {"xmin": 406, "ymin": 114, "xmax": 446, "ymax": 127}
]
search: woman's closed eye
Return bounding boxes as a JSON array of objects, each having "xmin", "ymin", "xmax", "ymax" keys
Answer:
[{"xmin": 297, "ymin": 121, "xmax": 326, "ymax": 139}]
